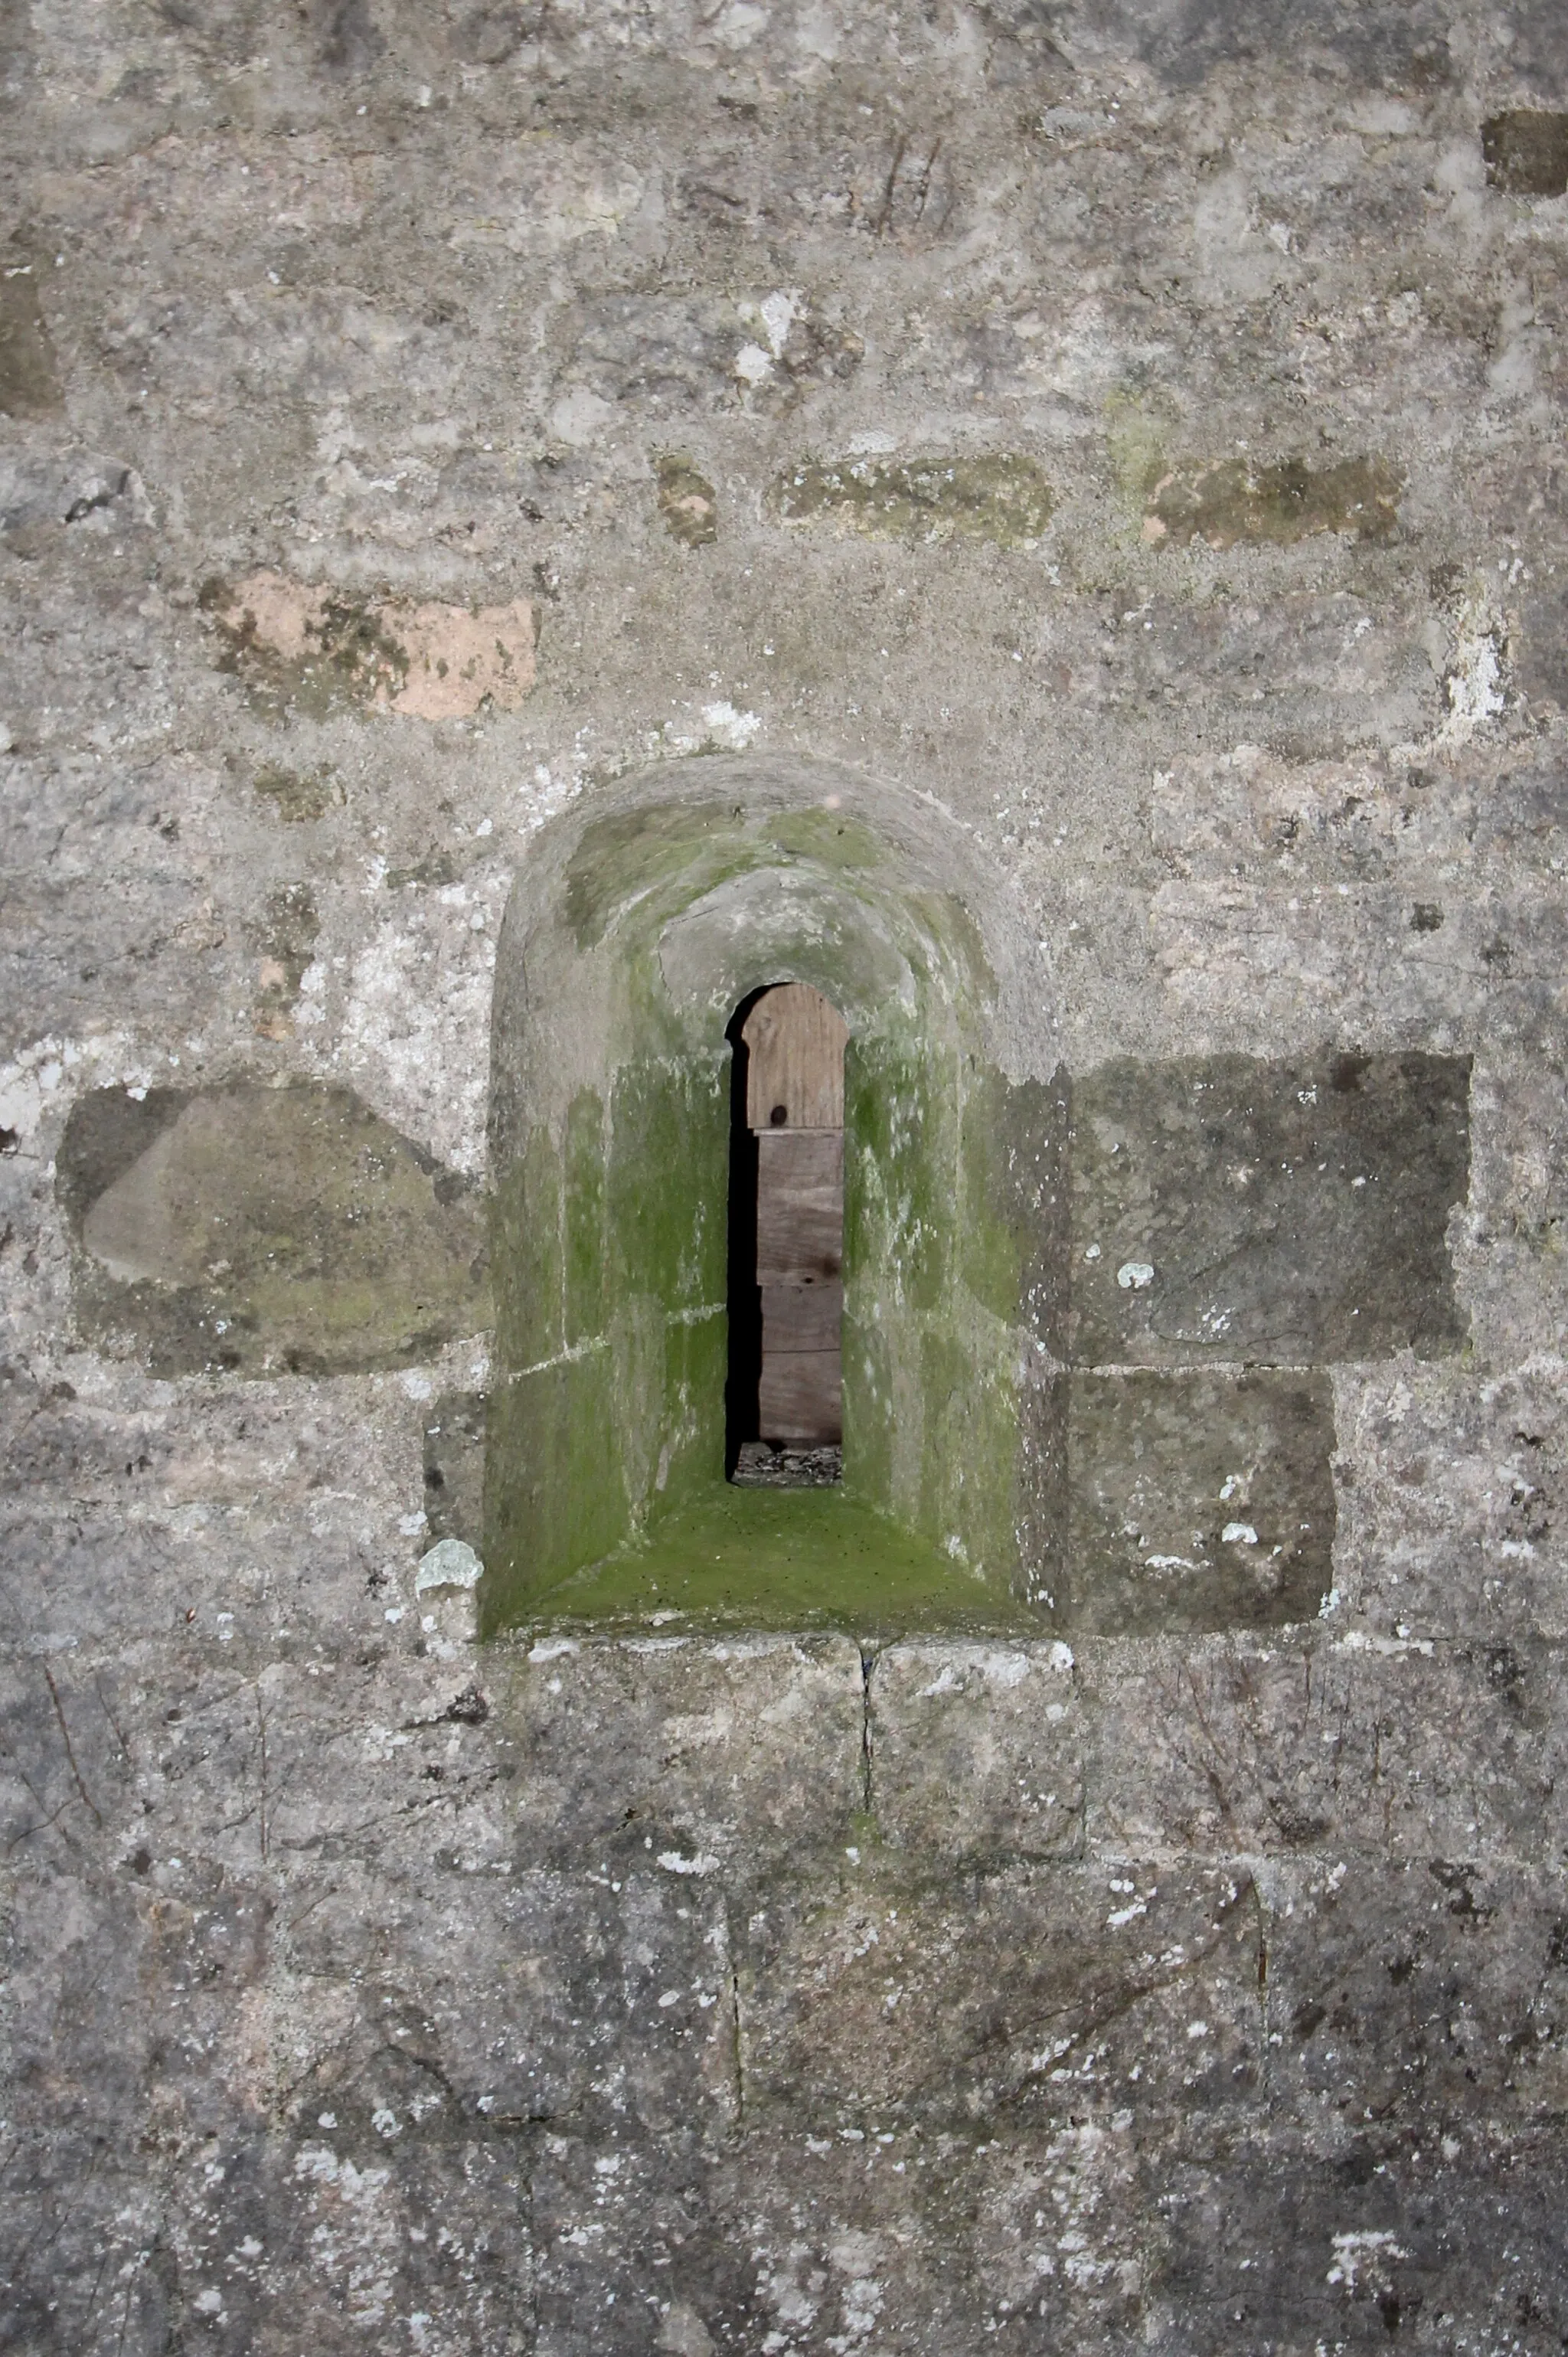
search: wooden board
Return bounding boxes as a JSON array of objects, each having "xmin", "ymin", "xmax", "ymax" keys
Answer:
[
  {"xmin": 743, "ymin": 982, "xmax": 849, "ymax": 1130},
  {"xmin": 756, "ymin": 1130, "xmax": 843, "ymax": 1284},
  {"xmin": 760, "ymin": 1280, "xmax": 843, "ymax": 1355},
  {"xmin": 760, "ymin": 1348, "xmax": 843, "ymax": 1444}
]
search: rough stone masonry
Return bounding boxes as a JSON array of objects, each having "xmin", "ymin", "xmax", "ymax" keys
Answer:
[{"xmin": 5, "ymin": 0, "xmax": 1568, "ymax": 2349}]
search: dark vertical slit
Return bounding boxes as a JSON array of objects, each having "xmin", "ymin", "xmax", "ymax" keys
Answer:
[{"xmin": 724, "ymin": 993, "xmax": 765, "ymax": 1478}]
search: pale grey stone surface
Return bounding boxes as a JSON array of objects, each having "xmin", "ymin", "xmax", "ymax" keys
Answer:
[{"xmin": 5, "ymin": 0, "xmax": 1568, "ymax": 2342}]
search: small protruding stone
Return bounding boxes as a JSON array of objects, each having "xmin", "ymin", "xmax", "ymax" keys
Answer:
[{"xmin": 415, "ymin": 1537, "xmax": 484, "ymax": 1595}]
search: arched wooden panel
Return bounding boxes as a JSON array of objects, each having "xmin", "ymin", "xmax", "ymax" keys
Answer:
[{"xmin": 742, "ymin": 982, "xmax": 850, "ymax": 1131}]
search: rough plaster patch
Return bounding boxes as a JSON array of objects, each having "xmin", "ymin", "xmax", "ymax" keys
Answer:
[
  {"xmin": 388, "ymin": 600, "xmax": 537, "ymax": 718},
  {"xmin": 209, "ymin": 572, "xmax": 536, "ymax": 718}
]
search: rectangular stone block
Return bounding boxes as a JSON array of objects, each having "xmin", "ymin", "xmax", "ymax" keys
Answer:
[
  {"xmin": 531, "ymin": 2133, "xmax": 742, "ymax": 2357},
  {"xmin": 1482, "ymin": 109, "xmax": 1568, "ymax": 195},
  {"xmin": 704, "ymin": 2123, "xmax": 1147, "ymax": 2353},
  {"xmin": 1265, "ymin": 1856, "xmax": 1568, "ymax": 2128},
  {"xmin": 0, "ymin": 2136, "xmax": 169, "ymax": 2357},
  {"xmin": 1069, "ymin": 1052, "xmax": 1470, "ymax": 1366},
  {"xmin": 736, "ymin": 1856, "xmax": 1263, "ymax": 2134},
  {"xmin": 489, "ymin": 1633, "xmax": 866, "ymax": 1876},
  {"xmin": 1145, "ymin": 2123, "xmax": 1568, "ymax": 2352},
  {"xmin": 1335, "ymin": 1362, "xmax": 1568, "ymax": 1642},
  {"xmin": 870, "ymin": 1640, "xmax": 1083, "ymax": 1861},
  {"xmin": 1066, "ymin": 1369, "xmax": 1336, "ymax": 1633},
  {"xmin": 158, "ymin": 2124, "xmax": 531, "ymax": 2357},
  {"xmin": 279, "ymin": 1855, "xmax": 737, "ymax": 2142},
  {"xmin": 1081, "ymin": 1632, "xmax": 1568, "ymax": 1864}
]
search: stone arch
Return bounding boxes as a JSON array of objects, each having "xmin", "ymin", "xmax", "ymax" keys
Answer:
[{"xmin": 483, "ymin": 754, "xmax": 1067, "ymax": 1632}]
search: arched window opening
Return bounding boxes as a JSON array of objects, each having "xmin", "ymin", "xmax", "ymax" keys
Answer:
[{"xmin": 727, "ymin": 982, "xmax": 849, "ymax": 1487}]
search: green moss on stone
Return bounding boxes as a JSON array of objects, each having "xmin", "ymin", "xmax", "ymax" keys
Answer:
[
  {"xmin": 483, "ymin": 1352, "xmax": 625, "ymax": 1632},
  {"xmin": 492, "ymin": 1125, "xmax": 563, "ymax": 1371},
  {"xmin": 517, "ymin": 1482, "xmax": 1041, "ymax": 1638},
  {"xmin": 916, "ymin": 1319, "xmax": 1021, "ymax": 1584},
  {"xmin": 488, "ymin": 780, "xmax": 1060, "ymax": 1632},
  {"xmin": 1147, "ymin": 455, "xmax": 1401, "ymax": 550},
  {"xmin": 564, "ymin": 1090, "xmax": 607, "ymax": 1347},
  {"xmin": 844, "ymin": 1031, "xmax": 956, "ymax": 1315},
  {"xmin": 607, "ymin": 1055, "xmax": 728, "ymax": 1312},
  {"xmin": 655, "ymin": 453, "xmax": 720, "ymax": 547},
  {"xmin": 960, "ymin": 1067, "xmax": 1068, "ymax": 1348},
  {"xmin": 767, "ymin": 810, "xmax": 885, "ymax": 871},
  {"xmin": 252, "ymin": 763, "xmax": 342, "ymax": 823},
  {"xmin": 564, "ymin": 800, "xmax": 750, "ymax": 949},
  {"xmin": 769, "ymin": 454, "xmax": 1055, "ymax": 548}
]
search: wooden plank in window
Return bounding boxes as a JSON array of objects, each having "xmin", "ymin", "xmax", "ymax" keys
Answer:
[
  {"xmin": 756, "ymin": 1131, "xmax": 843, "ymax": 1283},
  {"xmin": 760, "ymin": 1280, "xmax": 843, "ymax": 1355},
  {"xmin": 760, "ymin": 1348, "xmax": 843, "ymax": 1444},
  {"xmin": 743, "ymin": 982, "xmax": 850, "ymax": 1130}
]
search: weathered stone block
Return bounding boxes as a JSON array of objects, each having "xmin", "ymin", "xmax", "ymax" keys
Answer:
[
  {"xmin": 531, "ymin": 2133, "xmax": 744, "ymax": 2357},
  {"xmin": 58, "ymin": 1083, "xmax": 488, "ymax": 1377},
  {"xmin": 1145, "ymin": 2123, "xmax": 1568, "ymax": 2352},
  {"xmin": 870, "ymin": 1641, "xmax": 1083, "ymax": 1861},
  {"xmin": 736, "ymin": 1857, "xmax": 1263, "ymax": 2133},
  {"xmin": 1336, "ymin": 1363, "xmax": 1568, "ymax": 1641},
  {"xmin": 423, "ymin": 1388, "xmax": 487, "ymax": 1548},
  {"xmin": 158, "ymin": 2125, "xmax": 532, "ymax": 2357},
  {"xmin": 1082, "ymin": 1633, "xmax": 1568, "ymax": 1863},
  {"xmin": 1066, "ymin": 1371, "xmax": 1336, "ymax": 1633},
  {"xmin": 0, "ymin": 2135, "xmax": 170, "ymax": 2355},
  {"xmin": 1122, "ymin": 597, "xmax": 1437, "ymax": 758},
  {"xmin": 1069, "ymin": 1053, "xmax": 1471, "ymax": 1367},
  {"xmin": 204, "ymin": 571, "xmax": 537, "ymax": 719},
  {"xmin": 699, "ymin": 2122, "xmax": 1148, "ymax": 2354},
  {"xmin": 1266, "ymin": 1856, "xmax": 1568, "ymax": 2128},
  {"xmin": 1143, "ymin": 455, "xmax": 1401, "ymax": 549},
  {"xmin": 0, "ymin": 262, "xmax": 62, "ymax": 418},
  {"xmin": 655, "ymin": 453, "xmax": 718, "ymax": 545},
  {"xmin": 246, "ymin": 878, "xmax": 319, "ymax": 1038},
  {"xmin": 490, "ymin": 1633, "xmax": 866, "ymax": 1875},
  {"xmin": 769, "ymin": 454, "xmax": 1054, "ymax": 547},
  {"xmin": 959, "ymin": 1064, "xmax": 1070, "ymax": 1352},
  {"xmin": 1483, "ymin": 110, "xmax": 1568, "ymax": 197}
]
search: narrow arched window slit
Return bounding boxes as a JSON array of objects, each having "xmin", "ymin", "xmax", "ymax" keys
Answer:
[{"xmin": 727, "ymin": 982, "xmax": 849, "ymax": 1489}]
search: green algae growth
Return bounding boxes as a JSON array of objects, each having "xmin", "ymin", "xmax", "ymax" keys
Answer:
[{"xmin": 514, "ymin": 1480, "xmax": 1046, "ymax": 1639}]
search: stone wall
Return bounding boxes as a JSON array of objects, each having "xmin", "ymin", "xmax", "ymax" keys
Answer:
[{"xmin": 5, "ymin": 1, "xmax": 1568, "ymax": 2347}]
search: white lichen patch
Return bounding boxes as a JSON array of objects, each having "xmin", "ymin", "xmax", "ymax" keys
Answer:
[
  {"xmin": 701, "ymin": 700, "xmax": 762, "ymax": 750},
  {"xmin": 1328, "ymin": 2229, "xmax": 1410, "ymax": 2290},
  {"xmin": 415, "ymin": 1538, "xmax": 482, "ymax": 1594},
  {"xmin": 1439, "ymin": 591, "xmax": 1507, "ymax": 744},
  {"xmin": 0, "ymin": 1029, "xmax": 153, "ymax": 1148}
]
